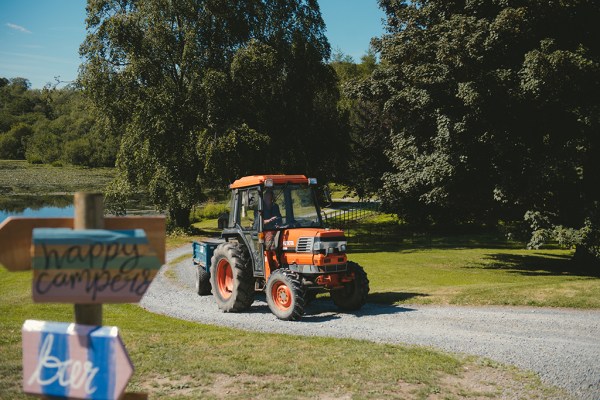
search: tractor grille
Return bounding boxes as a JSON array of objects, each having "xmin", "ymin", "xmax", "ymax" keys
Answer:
[{"xmin": 296, "ymin": 237, "xmax": 314, "ymax": 253}]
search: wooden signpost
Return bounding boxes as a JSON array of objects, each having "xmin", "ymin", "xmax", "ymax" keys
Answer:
[
  {"xmin": 0, "ymin": 192, "xmax": 164, "ymax": 400},
  {"xmin": 31, "ymin": 228, "xmax": 162, "ymax": 303},
  {"xmin": 22, "ymin": 320, "xmax": 133, "ymax": 400},
  {"xmin": 0, "ymin": 216, "xmax": 165, "ymax": 272}
]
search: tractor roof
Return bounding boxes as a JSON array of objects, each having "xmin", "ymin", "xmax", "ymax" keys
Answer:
[{"xmin": 230, "ymin": 175, "xmax": 309, "ymax": 189}]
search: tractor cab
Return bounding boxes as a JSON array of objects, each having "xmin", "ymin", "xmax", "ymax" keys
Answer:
[
  {"xmin": 227, "ymin": 175, "xmax": 323, "ymax": 230},
  {"xmin": 195, "ymin": 174, "xmax": 369, "ymax": 320},
  {"xmin": 222, "ymin": 175, "xmax": 330, "ymax": 277}
]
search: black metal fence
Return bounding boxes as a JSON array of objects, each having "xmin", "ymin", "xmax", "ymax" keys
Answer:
[{"xmin": 321, "ymin": 202, "xmax": 380, "ymax": 230}]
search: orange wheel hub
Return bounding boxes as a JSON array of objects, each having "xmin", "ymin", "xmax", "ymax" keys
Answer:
[
  {"xmin": 216, "ymin": 259, "xmax": 233, "ymax": 299},
  {"xmin": 271, "ymin": 281, "xmax": 292, "ymax": 310}
]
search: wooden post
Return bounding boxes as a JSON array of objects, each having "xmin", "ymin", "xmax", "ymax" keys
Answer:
[{"xmin": 73, "ymin": 192, "xmax": 104, "ymax": 326}]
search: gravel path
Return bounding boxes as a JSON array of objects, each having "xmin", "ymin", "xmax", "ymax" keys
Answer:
[{"xmin": 141, "ymin": 246, "xmax": 600, "ymax": 400}]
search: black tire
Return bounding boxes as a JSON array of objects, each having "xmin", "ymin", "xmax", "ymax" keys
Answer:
[
  {"xmin": 195, "ymin": 264, "xmax": 211, "ymax": 295},
  {"xmin": 209, "ymin": 242, "xmax": 254, "ymax": 312},
  {"xmin": 331, "ymin": 261, "xmax": 369, "ymax": 311},
  {"xmin": 266, "ymin": 269, "xmax": 306, "ymax": 321}
]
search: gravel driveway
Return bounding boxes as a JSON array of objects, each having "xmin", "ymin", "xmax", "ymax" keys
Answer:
[{"xmin": 141, "ymin": 246, "xmax": 600, "ymax": 400}]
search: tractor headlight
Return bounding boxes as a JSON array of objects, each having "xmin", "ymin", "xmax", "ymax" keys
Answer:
[{"xmin": 313, "ymin": 239, "xmax": 347, "ymax": 254}]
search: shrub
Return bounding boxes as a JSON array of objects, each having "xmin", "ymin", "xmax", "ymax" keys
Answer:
[
  {"xmin": 0, "ymin": 123, "xmax": 33, "ymax": 159},
  {"xmin": 25, "ymin": 130, "xmax": 61, "ymax": 164},
  {"xmin": 190, "ymin": 201, "xmax": 229, "ymax": 222},
  {"xmin": 63, "ymin": 137, "xmax": 92, "ymax": 166},
  {"xmin": 0, "ymin": 133, "xmax": 19, "ymax": 159}
]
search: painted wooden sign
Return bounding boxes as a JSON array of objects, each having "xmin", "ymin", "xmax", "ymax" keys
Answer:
[
  {"xmin": 32, "ymin": 228, "xmax": 162, "ymax": 303},
  {"xmin": 0, "ymin": 216, "xmax": 166, "ymax": 272},
  {"xmin": 22, "ymin": 319, "xmax": 133, "ymax": 400}
]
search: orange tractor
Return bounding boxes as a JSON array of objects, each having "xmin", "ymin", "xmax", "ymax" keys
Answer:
[{"xmin": 193, "ymin": 175, "xmax": 369, "ymax": 320}]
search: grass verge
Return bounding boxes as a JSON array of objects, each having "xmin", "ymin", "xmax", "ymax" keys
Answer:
[{"xmin": 348, "ymin": 214, "xmax": 600, "ymax": 308}]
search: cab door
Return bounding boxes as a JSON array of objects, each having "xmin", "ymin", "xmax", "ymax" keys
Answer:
[{"xmin": 236, "ymin": 187, "xmax": 264, "ymax": 277}]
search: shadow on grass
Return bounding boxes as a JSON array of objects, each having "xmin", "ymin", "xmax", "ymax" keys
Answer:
[
  {"xmin": 339, "ymin": 213, "xmax": 533, "ymax": 254},
  {"xmin": 477, "ymin": 253, "xmax": 600, "ymax": 278},
  {"xmin": 348, "ymin": 222, "xmax": 522, "ymax": 254},
  {"xmin": 368, "ymin": 292, "xmax": 430, "ymax": 305},
  {"xmin": 186, "ymin": 225, "xmax": 221, "ymax": 237}
]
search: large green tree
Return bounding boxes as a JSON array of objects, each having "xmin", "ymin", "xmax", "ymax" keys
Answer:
[
  {"xmin": 355, "ymin": 0, "xmax": 600, "ymax": 248},
  {"xmin": 79, "ymin": 0, "xmax": 341, "ymax": 226}
]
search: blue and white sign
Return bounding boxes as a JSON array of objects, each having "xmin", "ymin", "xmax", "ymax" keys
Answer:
[{"xmin": 22, "ymin": 320, "xmax": 133, "ymax": 400}]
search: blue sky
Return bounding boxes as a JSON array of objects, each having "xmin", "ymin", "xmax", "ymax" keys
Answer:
[{"xmin": 0, "ymin": 0, "xmax": 385, "ymax": 89}]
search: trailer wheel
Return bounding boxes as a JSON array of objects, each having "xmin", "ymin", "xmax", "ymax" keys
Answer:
[
  {"xmin": 209, "ymin": 243, "xmax": 254, "ymax": 312},
  {"xmin": 331, "ymin": 261, "xmax": 369, "ymax": 311},
  {"xmin": 266, "ymin": 269, "xmax": 306, "ymax": 321},
  {"xmin": 195, "ymin": 264, "xmax": 211, "ymax": 295}
]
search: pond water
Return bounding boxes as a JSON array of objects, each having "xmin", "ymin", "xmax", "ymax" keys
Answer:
[
  {"xmin": 0, "ymin": 205, "xmax": 74, "ymax": 224},
  {"xmin": 0, "ymin": 195, "xmax": 159, "ymax": 224}
]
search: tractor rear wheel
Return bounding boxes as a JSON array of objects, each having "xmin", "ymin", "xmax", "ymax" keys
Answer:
[
  {"xmin": 266, "ymin": 269, "xmax": 306, "ymax": 321},
  {"xmin": 331, "ymin": 261, "xmax": 369, "ymax": 311},
  {"xmin": 209, "ymin": 243, "xmax": 254, "ymax": 312},
  {"xmin": 195, "ymin": 265, "xmax": 211, "ymax": 295}
]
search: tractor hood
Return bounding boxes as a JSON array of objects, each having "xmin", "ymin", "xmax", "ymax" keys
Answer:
[{"xmin": 280, "ymin": 228, "xmax": 346, "ymax": 253}]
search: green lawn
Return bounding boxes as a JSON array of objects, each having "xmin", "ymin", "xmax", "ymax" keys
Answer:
[
  {"xmin": 0, "ymin": 263, "xmax": 566, "ymax": 399},
  {"xmin": 1, "ymin": 178, "xmax": 594, "ymax": 398},
  {"xmin": 348, "ymin": 214, "xmax": 600, "ymax": 308}
]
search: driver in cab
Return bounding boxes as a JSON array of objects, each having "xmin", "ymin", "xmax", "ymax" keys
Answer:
[{"xmin": 262, "ymin": 189, "xmax": 282, "ymax": 229}]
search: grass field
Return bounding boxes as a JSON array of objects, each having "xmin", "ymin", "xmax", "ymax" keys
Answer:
[
  {"xmin": 0, "ymin": 261, "xmax": 566, "ymax": 399},
  {"xmin": 0, "ymin": 168, "xmax": 595, "ymax": 398},
  {"xmin": 347, "ymin": 214, "xmax": 600, "ymax": 309}
]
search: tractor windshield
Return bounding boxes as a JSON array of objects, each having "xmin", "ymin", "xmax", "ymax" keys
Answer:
[{"xmin": 267, "ymin": 184, "xmax": 322, "ymax": 229}]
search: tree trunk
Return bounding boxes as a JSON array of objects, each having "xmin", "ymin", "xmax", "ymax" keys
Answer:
[{"xmin": 169, "ymin": 206, "xmax": 191, "ymax": 228}]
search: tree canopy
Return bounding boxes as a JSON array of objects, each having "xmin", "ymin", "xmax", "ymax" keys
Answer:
[
  {"xmin": 79, "ymin": 0, "xmax": 343, "ymax": 226},
  {"xmin": 0, "ymin": 77, "xmax": 116, "ymax": 167},
  {"xmin": 350, "ymin": 0, "xmax": 600, "ymax": 258}
]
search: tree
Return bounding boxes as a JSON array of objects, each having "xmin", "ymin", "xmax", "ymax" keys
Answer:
[
  {"xmin": 0, "ymin": 123, "xmax": 33, "ymax": 159},
  {"xmin": 79, "ymin": 0, "xmax": 340, "ymax": 227},
  {"xmin": 354, "ymin": 0, "xmax": 600, "ymax": 241}
]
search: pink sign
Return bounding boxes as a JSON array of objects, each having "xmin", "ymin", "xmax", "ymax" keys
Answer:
[{"xmin": 22, "ymin": 320, "xmax": 133, "ymax": 400}]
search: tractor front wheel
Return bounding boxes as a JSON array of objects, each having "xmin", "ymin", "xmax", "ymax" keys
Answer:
[
  {"xmin": 209, "ymin": 243, "xmax": 254, "ymax": 312},
  {"xmin": 266, "ymin": 269, "xmax": 306, "ymax": 321},
  {"xmin": 331, "ymin": 261, "xmax": 369, "ymax": 311}
]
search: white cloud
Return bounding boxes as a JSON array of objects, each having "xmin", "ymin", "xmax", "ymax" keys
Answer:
[{"xmin": 6, "ymin": 23, "xmax": 32, "ymax": 34}]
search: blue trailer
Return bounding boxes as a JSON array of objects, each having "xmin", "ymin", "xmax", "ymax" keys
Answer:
[{"xmin": 192, "ymin": 239, "xmax": 224, "ymax": 295}]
